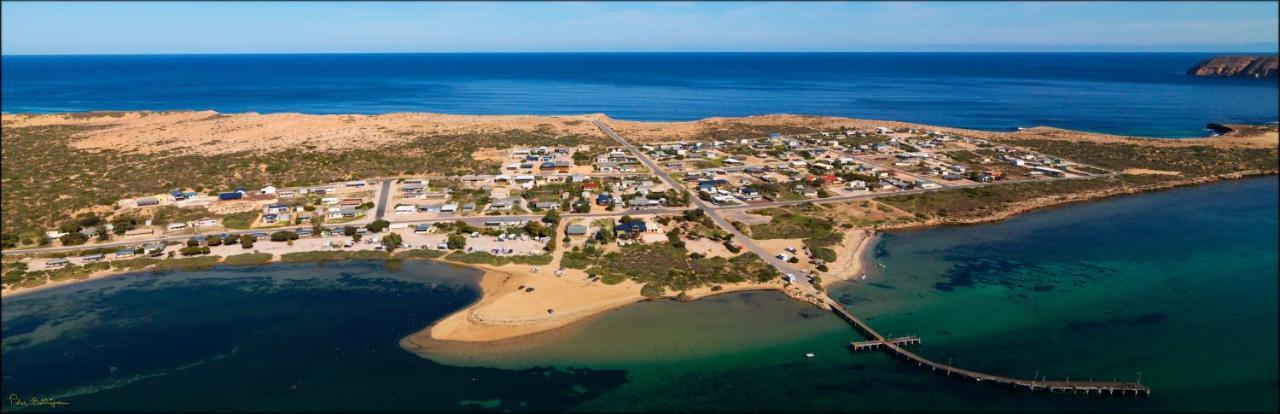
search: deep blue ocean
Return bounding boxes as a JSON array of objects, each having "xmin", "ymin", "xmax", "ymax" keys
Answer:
[{"xmin": 2, "ymin": 53, "xmax": 1276, "ymax": 137}]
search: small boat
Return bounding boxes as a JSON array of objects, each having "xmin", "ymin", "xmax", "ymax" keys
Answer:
[
  {"xmin": 805, "ymin": 353, "xmax": 815, "ymax": 358},
  {"xmin": 877, "ymin": 262, "xmax": 886, "ymax": 268},
  {"xmin": 860, "ymin": 273, "xmax": 867, "ymax": 280}
]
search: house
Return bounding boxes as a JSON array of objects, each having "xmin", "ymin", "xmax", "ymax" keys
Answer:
[
  {"xmin": 414, "ymin": 224, "xmax": 432, "ymax": 233},
  {"xmin": 566, "ymin": 224, "xmax": 589, "ymax": 236},
  {"xmin": 278, "ymin": 190, "xmax": 295, "ymax": 198},
  {"xmin": 45, "ymin": 258, "xmax": 70, "ymax": 268},
  {"xmin": 328, "ymin": 208, "xmax": 358, "ymax": 218},
  {"xmin": 1032, "ymin": 166, "xmax": 1065, "ymax": 177},
  {"xmin": 262, "ymin": 214, "xmax": 280, "ymax": 224},
  {"xmin": 614, "ymin": 221, "xmax": 647, "ymax": 233},
  {"xmin": 846, "ymin": 180, "xmax": 868, "ymax": 190},
  {"xmin": 259, "ymin": 186, "xmax": 278, "ymax": 194},
  {"xmin": 488, "ymin": 197, "xmax": 521, "ymax": 211},
  {"xmin": 196, "ymin": 218, "xmax": 219, "ymax": 226},
  {"xmin": 627, "ymin": 198, "xmax": 661, "ymax": 208},
  {"xmin": 170, "ymin": 190, "xmax": 188, "ymax": 201},
  {"xmin": 144, "ymin": 243, "xmax": 166, "ymax": 256},
  {"xmin": 697, "ymin": 179, "xmax": 730, "ymax": 192},
  {"xmin": 569, "ymin": 174, "xmax": 589, "ymax": 183},
  {"xmin": 737, "ymin": 187, "xmax": 761, "ymax": 201},
  {"xmin": 296, "ymin": 212, "xmax": 314, "ymax": 223},
  {"xmin": 416, "ymin": 204, "xmax": 441, "ymax": 213},
  {"xmin": 345, "ymin": 180, "xmax": 367, "ymax": 188},
  {"xmin": 339, "ymin": 198, "xmax": 363, "ymax": 208},
  {"xmin": 265, "ymin": 203, "xmax": 290, "ymax": 214},
  {"xmin": 582, "ymin": 182, "xmax": 601, "ymax": 191},
  {"xmin": 533, "ymin": 201, "xmax": 560, "ymax": 210},
  {"xmin": 136, "ymin": 197, "xmax": 160, "ymax": 206},
  {"xmin": 400, "ymin": 183, "xmax": 426, "ymax": 194},
  {"xmin": 394, "ymin": 204, "xmax": 416, "ymax": 214},
  {"xmin": 595, "ymin": 193, "xmax": 612, "ymax": 206},
  {"xmin": 115, "ymin": 248, "xmax": 136, "ymax": 258},
  {"xmin": 167, "ymin": 222, "xmax": 187, "ymax": 231},
  {"xmin": 462, "ymin": 203, "xmax": 476, "ymax": 212},
  {"xmin": 321, "ymin": 197, "xmax": 340, "ymax": 205},
  {"xmin": 441, "ymin": 203, "xmax": 458, "ymax": 213},
  {"xmin": 814, "ymin": 175, "xmax": 840, "ymax": 186}
]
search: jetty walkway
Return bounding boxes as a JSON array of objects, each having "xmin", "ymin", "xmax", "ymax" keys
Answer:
[{"xmin": 830, "ymin": 302, "xmax": 1151, "ymax": 396}]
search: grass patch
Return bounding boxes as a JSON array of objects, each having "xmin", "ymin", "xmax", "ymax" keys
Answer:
[
  {"xmin": 877, "ymin": 175, "xmax": 1170, "ymax": 220},
  {"xmin": 278, "ymin": 250, "xmax": 391, "ymax": 263},
  {"xmin": 582, "ymin": 243, "xmax": 778, "ymax": 291},
  {"xmin": 393, "ymin": 249, "xmax": 447, "ymax": 260},
  {"xmin": 220, "ymin": 212, "xmax": 260, "ymax": 230},
  {"xmin": 152, "ymin": 256, "xmax": 221, "ymax": 271},
  {"xmin": 444, "ymin": 251, "xmax": 553, "ymax": 266},
  {"xmin": 746, "ymin": 208, "xmax": 835, "ymax": 240},
  {"xmin": 560, "ymin": 250, "xmax": 595, "ymax": 270},
  {"xmin": 111, "ymin": 257, "xmax": 161, "ymax": 271},
  {"xmin": 222, "ymin": 253, "xmax": 274, "ymax": 266}
]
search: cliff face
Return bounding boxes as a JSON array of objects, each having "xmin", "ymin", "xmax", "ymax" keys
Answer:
[{"xmin": 1187, "ymin": 56, "xmax": 1278, "ymax": 78}]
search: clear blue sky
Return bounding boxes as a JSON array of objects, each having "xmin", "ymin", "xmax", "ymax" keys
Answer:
[{"xmin": 2, "ymin": 1, "xmax": 1277, "ymax": 54}]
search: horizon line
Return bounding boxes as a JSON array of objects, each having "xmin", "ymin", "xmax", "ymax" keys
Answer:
[{"xmin": 5, "ymin": 50, "xmax": 1279, "ymax": 57}]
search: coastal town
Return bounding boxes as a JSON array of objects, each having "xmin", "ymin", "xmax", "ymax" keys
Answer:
[
  {"xmin": 1, "ymin": 111, "xmax": 1275, "ymax": 398},
  {"xmin": 3, "ymin": 118, "xmax": 1115, "ymax": 297}
]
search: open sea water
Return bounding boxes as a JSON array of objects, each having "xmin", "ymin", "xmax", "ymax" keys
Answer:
[{"xmin": 2, "ymin": 52, "xmax": 1276, "ymax": 137}]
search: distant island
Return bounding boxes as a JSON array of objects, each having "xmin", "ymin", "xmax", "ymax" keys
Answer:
[{"xmin": 1187, "ymin": 55, "xmax": 1278, "ymax": 78}]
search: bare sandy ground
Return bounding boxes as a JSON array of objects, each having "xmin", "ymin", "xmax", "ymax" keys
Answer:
[
  {"xmin": 1, "ymin": 111, "xmax": 605, "ymax": 155},
  {"xmin": 4, "ymin": 112, "xmax": 1273, "ymax": 162}
]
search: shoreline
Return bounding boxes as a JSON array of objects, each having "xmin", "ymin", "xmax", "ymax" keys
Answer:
[
  {"xmin": 874, "ymin": 170, "xmax": 1276, "ymax": 231},
  {"xmin": 4, "ymin": 173, "xmax": 1275, "ymax": 344}
]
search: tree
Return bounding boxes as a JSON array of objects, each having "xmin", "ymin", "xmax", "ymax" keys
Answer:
[
  {"xmin": 59, "ymin": 232, "xmax": 88, "ymax": 246},
  {"xmin": 187, "ymin": 238, "xmax": 201, "ymax": 247},
  {"xmin": 447, "ymin": 233, "xmax": 466, "ymax": 250},
  {"xmin": 111, "ymin": 215, "xmax": 138, "ymax": 235},
  {"xmin": 208, "ymin": 236, "xmax": 224, "ymax": 247},
  {"xmin": 640, "ymin": 283, "xmax": 665, "ymax": 298},
  {"xmin": 542, "ymin": 209, "xmax": 560, "ymax": 225},
  {"xmin": 366, "ymin": 219, "xmax": 390, "ymax": 233},
  {"xmin": 343, "ymin": 226, "xmax": 358, "ymax": 236},
  {"xmin": 666, "ymin": 229, "xmax": 685, "ymax": 249},
  {"xmin": 380, "ymin": 233, "xmax": 403, "ymax": 252},
  {"xmin": 270, "ymin": 231, "xmax": 298, "ymax": 242},
  {"xmin": 240, "ymin": 234, "xmax": 255, "ymax": 249},
  {"xmin": 180, "ymin": 246, "xmax": 210, "ymax": 256},
  {"xmin": 352, "ymin": 233, "xmax": 362, "ymax": 242}
]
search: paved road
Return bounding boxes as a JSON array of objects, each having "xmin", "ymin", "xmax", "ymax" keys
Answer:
[
  {"xmin": 1, "ymin": 208, "xmax": 689, "ymax": 257},
  {"xmin": 594, "ymin": 120, "xmax": 821, "ymax": 297},
  {"xmin": 374, "ymin": 179, "xmax": 392, "ymax": 220}
]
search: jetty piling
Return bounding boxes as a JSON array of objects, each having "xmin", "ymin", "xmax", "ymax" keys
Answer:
[{"xmin": 829, "ymin": 301, "xmax": 1150, "ymax": 397}]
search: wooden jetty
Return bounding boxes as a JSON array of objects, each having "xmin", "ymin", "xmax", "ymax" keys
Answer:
[
  {"xmin": 830, "ymin": 302, "xmax": 1150, "ymax": 397},
  {"xmin": 851, "ymin": 336, "xmax": 921, "ymax": 351}
]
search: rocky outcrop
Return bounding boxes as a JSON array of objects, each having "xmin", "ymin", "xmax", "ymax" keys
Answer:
[{"xmin": 1187, "ymin": 56, "xmax": 1278, "ymax": 78}]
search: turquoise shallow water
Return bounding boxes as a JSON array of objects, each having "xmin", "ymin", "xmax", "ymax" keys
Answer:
[{"xmin": 2, "ymin": 177, "xmax": 1277, "ymax": 412}]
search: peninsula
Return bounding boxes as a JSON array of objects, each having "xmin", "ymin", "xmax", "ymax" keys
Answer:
[
  {"xmin": 2, "ymin": 111, "xmax": 1276, "ymax": 341},
  {"xmin": 1187, "ymin": 55, "xmax": 1278, "ymax": 78}
]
